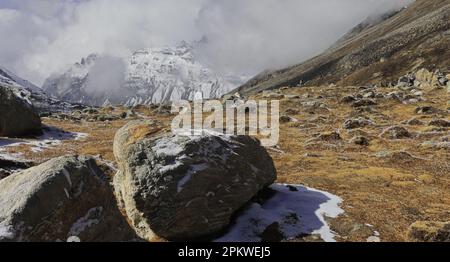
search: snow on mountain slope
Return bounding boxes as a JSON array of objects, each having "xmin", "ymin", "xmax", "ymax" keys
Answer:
[
  {"xmin": 0, "ymin": 66, "xmax": 40, "ymax": 93},
  {"xmin": 43, "ymin": 43, "xmax": 244, "ymax": 106},
  {"xmin": 0, "ymin": 66, "xmax": 73, "ymax": 112}
]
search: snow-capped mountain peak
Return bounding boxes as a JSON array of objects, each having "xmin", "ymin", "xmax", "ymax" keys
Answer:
[{"xmin": 43, "ymin": 43, "xmax": 244, "ymax": 106}]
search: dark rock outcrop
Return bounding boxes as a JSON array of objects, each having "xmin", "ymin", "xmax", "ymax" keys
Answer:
[{"xmin": 0, "ymin": 85, "xmax": 42, "ymax": 137}]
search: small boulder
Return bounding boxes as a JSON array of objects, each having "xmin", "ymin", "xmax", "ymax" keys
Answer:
[
  {"xmin": 340, "ymin": 95, "xmax": 356, "ymax": 104},
  {"xmin": 113, "ymin": 121, "xmax": 277, "ymax": 241},
  {"xmin": 415, "ymin": 106, "xmax": 438, "ymax": 115},
  {"xmin": 352, "ymin": 99, "xmax": 377, "ymax": 108},
  {"xmin": 429, "ymin": 119, "xmax": 450, "ymax": 127},
  {"xmin": 375, "ymin": 150, "xmax": 418, "ymax": 162},
  {"xmin": 319, "ymin": 131, "xmax": 342, "ymax": 142},
  {"xmin": 343, "ymin": 117, "xmax": 373, "ymax": 129},
  {"xmin": 397, "ymin": 74, "xmax": 415, "ymax": 88},
  {"xmin": 386, "ymin": 91, "xmax": 404, "ymax": 101},
  {"xmin": 350, "ymin": 136, "xmax": 370, "ymax": 146},
  {"xmin": 362, "ymin": 91, "xmax": 376, "ymax": 99},
  {"xmin": 280, "ymin": 115, "xmax": 295, "ymax": 123},
  {"xmin": 403, "ymin": 117, "xmax": 425, "ymax": 126},
  {"xmin": 0, "ymin": 85, "xmax": 42, "ymax": 137},
  {"xmin": 380, "ymin": 126, "xmax": 411, "ymax": 139}
]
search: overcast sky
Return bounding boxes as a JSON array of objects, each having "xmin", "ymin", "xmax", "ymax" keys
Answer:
[{"xmin": 0, "ymin": 0, "xmax": 413, "ymax": 86}]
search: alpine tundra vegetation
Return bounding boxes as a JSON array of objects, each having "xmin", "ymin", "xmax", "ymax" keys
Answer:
[{"xmin": 0, "ymin": 0, "xmax": 449, "ymax": 243}]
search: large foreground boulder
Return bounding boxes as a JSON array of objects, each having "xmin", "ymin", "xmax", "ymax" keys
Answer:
[
  {"xmin": 0, "ymin": 85, "xmax": 42, "ymax": 137},
  {"xmin": 113, "ymin": 120, "xmax": 277, "ymax": 241},
  {"xmin": 0, "ymin": 155, "xmax": 136, "ymax": 242}
]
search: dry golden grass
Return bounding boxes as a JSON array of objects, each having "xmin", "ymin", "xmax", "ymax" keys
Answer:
[
  {"xmin": 263, "ymin": 86, "xmax": 450, "ymax": 242},
  {"xmin": 2, "ymin": 86, "xmax": 449, "ymax": 241}
]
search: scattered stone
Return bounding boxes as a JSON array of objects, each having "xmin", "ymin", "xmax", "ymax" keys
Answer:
[
  {"xmin": 309, "ymin": 115, "xmax": 328, "ymax": 124},
  {"xmin": 309, "ymin": 131, "xmax": 342, "ymax": 143},
  {"xmin": 0, "ymin": 86, "xmax": 42, "ymax": 137},
  {"xmin": 375, "ymin": 151, "xmax": 418, "ymax": 162},
  {"xmin": 421, "ymin": 141, "xmax": 450, "ymax": 150},
  {"xmin": 263, "ymin": 92, "xmax": 285, "ymax": 99},
  {"xmin": 0, "ymin": 155, "xmax": 136, "ymax": 242},
  {"xmin": 441, "ymin": 135, "xmax": 450, "ymax": 142},
  {"xmin": 284, "ymin": 108, "xmax": 299, "ymax": 115},
  {"xmin": 113, "ymin": 121, "xmax": 277, "ymax": 241},
  {"xmin": 397, "ymin": 73, "xmax": 415, "ymax": 88},
  {"xmin": 284, "ymin": 94, "xmax": 301, "ymax": 99},
  {"xmin": 350, "ymin": 136, "xmax": 370, "ymax": 146},
  {"xmin": 375, "ymin": 93, "xmax": 385, "ymax": 99},
  {"xmin": 407, "ymin": 221, "xmax": 450, "ymax": 242},
  {"xmin": 352, "ymin": 99, "xmax": 377, "ymax": 107},
  {"xmin": 415, "ymin": 106, "xmax": 438, "ymax": 115},
  {"xmin": 403, "ymin": 117, "xmax": 425, "ymax": 126},
  {"xmin": 362, "ymin": 91, "xmax": 376, "ymax": 99},
  {"xmin": 428, "ymin": 119, "xmax": 450, "ymax": 127},
  {"xmin": 280, "ymin": 115, "xmax": 296, "ymax": 123},
  {"xmin": 386, "ymin": 91, "xmax": 404, "ymax": 102},
  {"xmin": 343, "ymin": 117, "xmax": 373, "ymax": 129},
  {"xmin": 380, "ymin": 126, "xmax": 411, "ymax": 139}
]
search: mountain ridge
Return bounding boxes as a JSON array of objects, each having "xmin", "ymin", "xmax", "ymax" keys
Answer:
[
  {"xmin": 0, "ymin": 65, "xmax": 74, "ymax": 113},
  {"xmin": 43, "ymin": 43, "xmax": 244, "ymax": 106},
  {"xmin": 232, "ymin": 0, "xmax": 450, "ymax": 96}
]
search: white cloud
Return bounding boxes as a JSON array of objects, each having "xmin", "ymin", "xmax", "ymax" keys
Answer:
[{"xmin": 0, "ymin": 0, "xmax": 413, "ymax": 86}]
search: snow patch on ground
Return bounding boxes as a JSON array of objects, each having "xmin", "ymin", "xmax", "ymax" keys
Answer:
[
  {"xmin": 215, "ymin": 184, "xmax": 344, "ymax": 242},
  {"xmin": 0, "ymin": 126, "xmax": 88, "ymax": 157},
  {"xmin": 0, "ymin": 151, "xmax": 24, "ymax": 161}
]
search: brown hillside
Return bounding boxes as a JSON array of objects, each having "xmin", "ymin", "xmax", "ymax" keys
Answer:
[{"xmin": 233, "ymin": 0, "xmax": 450, "ymax": 95}]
